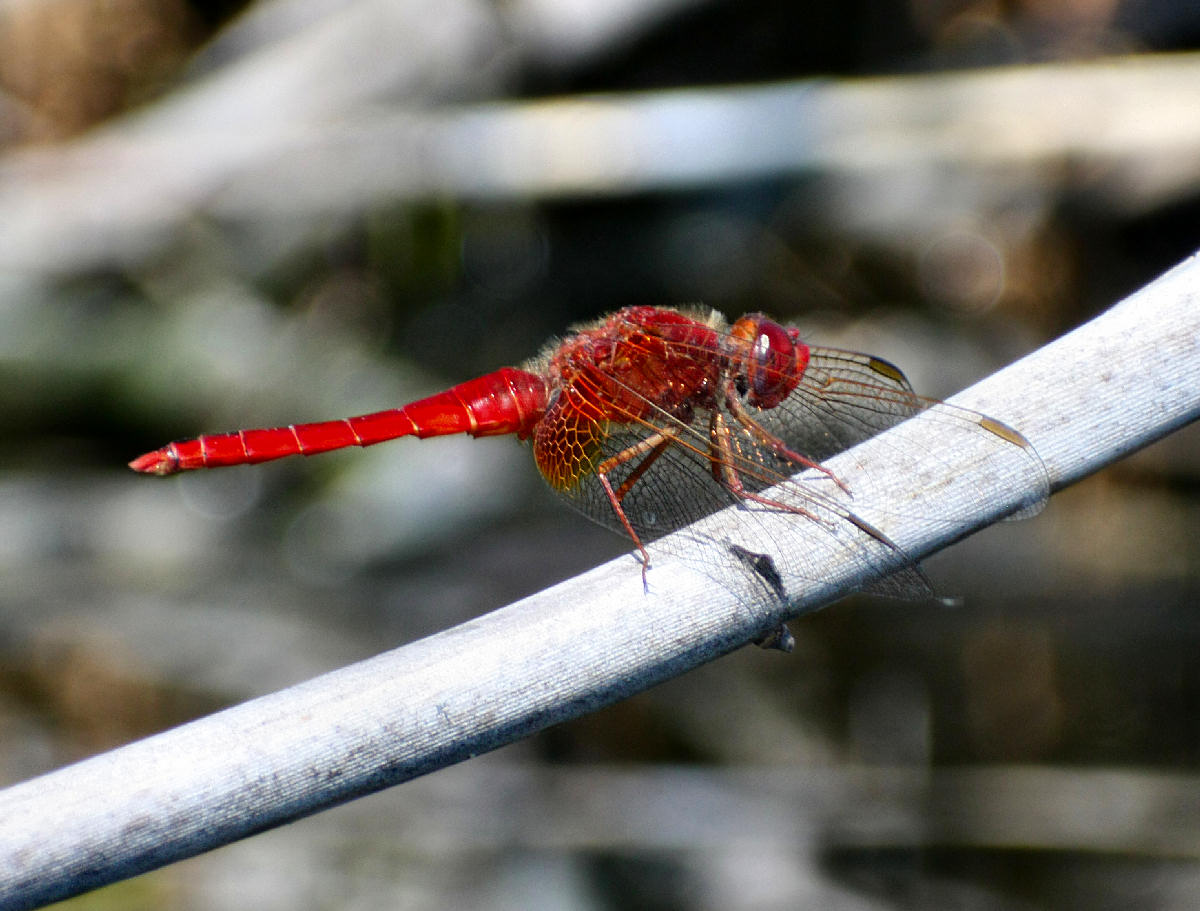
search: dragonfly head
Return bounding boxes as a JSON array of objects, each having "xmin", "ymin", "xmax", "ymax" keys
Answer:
[{"xmin": 727, "ymin": 315, "xmax": 809, "ymax": 410}]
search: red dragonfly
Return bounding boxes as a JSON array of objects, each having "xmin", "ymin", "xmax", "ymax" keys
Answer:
[{"xmin": 131, "ymin": 305, "xmax": 1042, "ymax": 589}]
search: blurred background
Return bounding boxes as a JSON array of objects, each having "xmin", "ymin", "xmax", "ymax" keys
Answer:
[{"xmin": 1, "ymin": 0, "xmax": 1199, "ymax": 908}]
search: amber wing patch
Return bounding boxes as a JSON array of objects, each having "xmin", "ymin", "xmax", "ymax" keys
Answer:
[{"xmin": 533, "ymin": 397, "xmax": 608, "ymax": 491}]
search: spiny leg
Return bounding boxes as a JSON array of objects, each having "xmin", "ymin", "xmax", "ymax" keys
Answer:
[
  {"xmin": 724, "ymin": 386, "xmax": 852, "ymax": 496},
  {"xmin": 709, "ymin": 410, "xmax": 829, "ymax": 525},
  {"xmin": 595, "ymin": 431, "xmax": 676, "ymax": 589},
  {"xmin": 712, "ymin": 409, "xmax": 917, "ymax": 590}
]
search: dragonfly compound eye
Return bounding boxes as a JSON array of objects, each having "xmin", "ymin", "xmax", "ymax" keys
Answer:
[{"xmin": 733, "ymin": 317, "xmax": 800, "ymax": 409}]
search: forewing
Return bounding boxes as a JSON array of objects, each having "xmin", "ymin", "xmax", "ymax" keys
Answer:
[
  {"xmin": 747, "ymin": 347, "xmax": 923, "ymax": 464},
  {"xmin": 746, "ymin": 343, "xmax": 1048, "ymax": 516}
]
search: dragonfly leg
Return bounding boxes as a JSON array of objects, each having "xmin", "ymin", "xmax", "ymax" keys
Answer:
[
  {"xmin": 595, "ymin": 431, "xmax": 676, "ymax": 588},
  {"xmin": 714, "ymin": 409, "xmax": 921, "ymax": 588},
  {"xmin": 709, "ymin": 411, "xmax": 826, "ymax": 524},
  {"xmin": 723, "ymin": 388, "xmax": 852, "ymax": 495}
]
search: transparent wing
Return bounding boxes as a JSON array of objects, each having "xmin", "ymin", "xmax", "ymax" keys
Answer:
[{"xmin": 747, "ymin": 347, "xmax": 923, "ymax": 463}]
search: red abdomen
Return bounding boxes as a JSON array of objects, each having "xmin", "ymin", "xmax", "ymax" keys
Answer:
[{"xmin": 130, "ymin": 367, "xmax": 550, "ymax": 475}]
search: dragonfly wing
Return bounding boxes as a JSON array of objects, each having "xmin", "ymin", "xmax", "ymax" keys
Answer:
[
  {"xmin": 747, "ymin": 346, "xmax": 924, "ymax": 464},
  {"xmin": 554, "ymin": 421, "xmax": 739, "ymax": 543},
  {"xmin": 555, "ymin": 414, "xmax": 933, "ymax": 600}
]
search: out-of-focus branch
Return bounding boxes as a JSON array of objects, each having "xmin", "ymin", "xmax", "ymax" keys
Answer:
[{"xmin": 1, "ymin": 54, "xmax": 1199, "ymax": 274}]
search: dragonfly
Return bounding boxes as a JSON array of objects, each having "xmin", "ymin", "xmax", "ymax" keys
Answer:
[{"xmin": 130, "ymin": 305, "xmax": 1044, "ymax": 600}]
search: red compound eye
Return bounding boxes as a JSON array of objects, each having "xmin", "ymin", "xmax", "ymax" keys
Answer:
[{"xmin": 728, "ymin": 316, "xmax": 805, "ymax": 409}]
